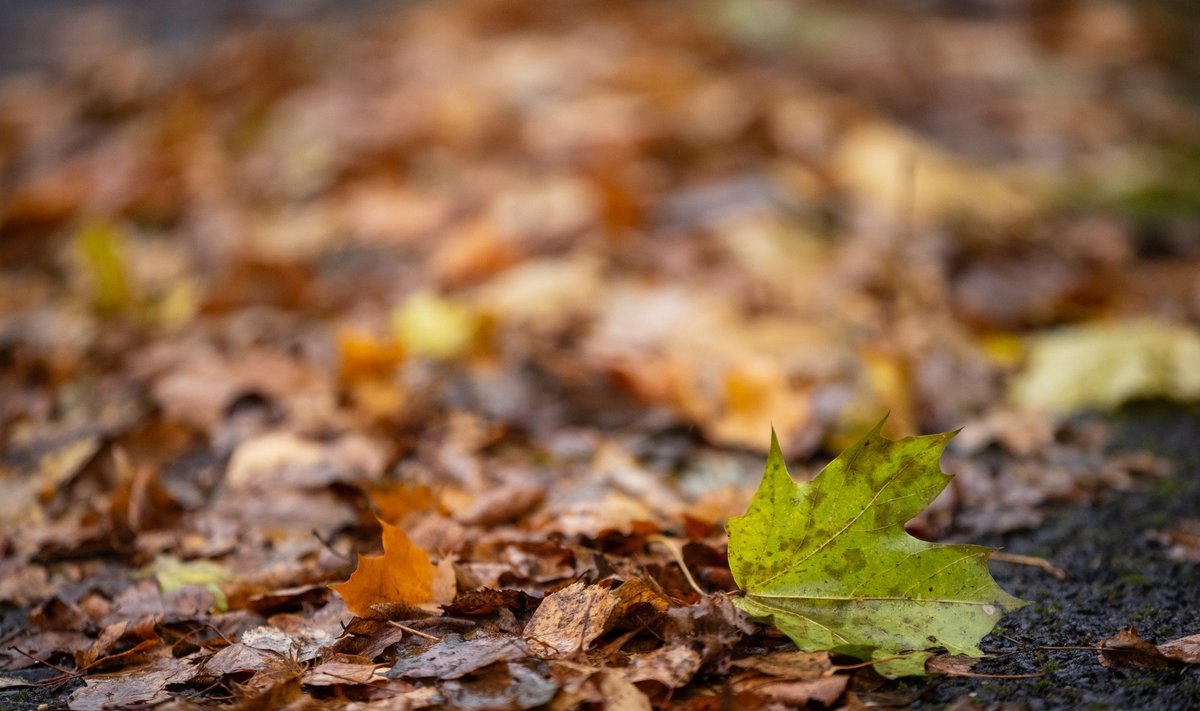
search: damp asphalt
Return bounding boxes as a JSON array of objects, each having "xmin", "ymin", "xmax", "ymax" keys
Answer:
[{"xmin": 907, "ymin": 402, "xmax": 1200, "ymax": 710}]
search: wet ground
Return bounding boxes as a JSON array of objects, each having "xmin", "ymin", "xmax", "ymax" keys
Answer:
[
  {"xmin": 909, "ymin": 402, "xmax": 1200, "ymax": 710},
  {"xmin": 4, "ymin": 407, "xmax": 1196, "ymax": 710}
]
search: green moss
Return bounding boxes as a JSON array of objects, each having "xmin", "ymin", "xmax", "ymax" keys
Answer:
[
  {"xmin": 1117, "ymin": 573, "xmax": 1153, "ymax": 587},
  {"xmin": 1130, "ymin": 604, "xmax": 1160, "ymax": 623}
]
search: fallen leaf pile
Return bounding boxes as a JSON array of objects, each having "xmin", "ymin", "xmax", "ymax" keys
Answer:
[{"xmin": 1, "ymin": 0, "xmax": 1199, "ymax": 708}]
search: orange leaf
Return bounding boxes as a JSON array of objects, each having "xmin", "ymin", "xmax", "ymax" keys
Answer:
[
  {"xmin": 366, "ymin": 482, "xmax": 439, "ymax": 525},
  {"xmin": 331, "ymin": 520, "xmax": 435, "ymax": 616},
  {"xmin": 337, "ymin": 328, "xmax": 405, "ymax": 386}
]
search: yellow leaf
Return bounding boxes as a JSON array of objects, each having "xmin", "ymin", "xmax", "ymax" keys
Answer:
[
  {"xmin": 391, "ymin": 292, "xmax": 481, "ymax": 360},
  {"xmin": 330, "ymin": 520, "xmax": 437, "ymax": 616},
  {"xmin": 75, "ymin": 222, "xmax": 135, "ymax": 317},
  {"xmin": 149, "ymin": 555, "xmax": 234, "ymax": 611}
]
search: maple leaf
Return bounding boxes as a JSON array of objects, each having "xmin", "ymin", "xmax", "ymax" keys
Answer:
[
  {"xmin": 727, "ymin": 419, "xmax": 1026, "ymax": 676},
  {"xmin": 331, "ymin": 520, "xmax": 452, "ymax": 616}
]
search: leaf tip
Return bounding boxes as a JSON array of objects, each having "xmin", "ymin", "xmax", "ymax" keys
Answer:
[{"xmin": 768, "ymin": 426, "xmax": 782, "ymax": 458}]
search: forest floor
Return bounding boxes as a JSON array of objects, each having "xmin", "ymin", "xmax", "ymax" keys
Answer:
[{"xmin": 2, "ymin": 1, "xmax": 1199, "ymax": 709}]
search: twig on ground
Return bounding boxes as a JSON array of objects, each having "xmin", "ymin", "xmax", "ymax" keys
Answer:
[
  {"xmin": 387, "ymin": 621, "xmax": 441, "ymax": 642},
  {"xmin": 990, "ymin": 552, "xmax": 1068, "ymax": 581},
  {"xmin": 648, "ymin": 535, "xmax": 707, "ymax": 597}
]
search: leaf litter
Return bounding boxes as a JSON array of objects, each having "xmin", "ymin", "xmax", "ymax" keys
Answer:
[{"xmin": 1, "ymin": 0, "xmax": 1199, "ymax": 708}]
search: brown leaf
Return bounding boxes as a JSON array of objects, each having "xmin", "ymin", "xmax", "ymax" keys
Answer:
[
  {"xmin": 622, "ymin": 645, "xmax": 703, "ymax": 688},
  {"xmin": 200, "ymin": 643, "xmax": 272, "ymax": 678},
  {"xmin": 1149, "ymin": 519, "xmax": 1200, "ymax": 563},
  {"xmin": 610, "ymin": 578, "xmax": 670, "ymax": 630},
  {"xmin": 730, "ymin": 650, "xmax": 832, "ymax": 681},
  {"xmin": 241, "ymin": 624, "xmax": 334, "ymax": 662},
  {"xmin": 596, "ymin": 671, "xmax": 652, "ymax": 710},
  {"xmin": 387, "ymin": 634, "xmax": 528, "ymax": 679},
  {"xmin": 67, "ymin": 655, "xmax": 196, "ymax": 710},
  {"xmin": 1157, "ymin": 633, "xmax": 1200, "ymax": 664},
  {"xmin": 523, "ymin": 581, "xmax": 620, "ymax": 660},
  {"xmin": 925, "ymin": 654, "xmax": 983, "ymax": 676},
  {"xmin": 440, "ymin": 662, "xmax": 559, "ymax": 711},
  {"xmin": 455, "ymin": 484, "xmax": 544, "ymax": 527},
  {"xmin": 663, "ymin": 594, "xmax": 754, "ymax": 664},
  {"xmin": 730, "ymin": 672, "xmax": 849, "ymax": 707},
  {"xmin": 443, "ymin": 589, "xmax": 536, "ymax": 617},
  {"xmin": 304, "ymin": 655, "xmax": 386, "ymax": 687},
  {"xmin": 1097, "ymin": 627, "xmax": 1174, "ymax": 669},
  {"xmin": 331, "ymin": 521, "xmax": 444, "ymax": 617}
]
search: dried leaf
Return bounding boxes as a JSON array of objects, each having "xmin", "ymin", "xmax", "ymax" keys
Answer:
[
  {"xmin": 523, "ymin": 581, "xmax": 619, "ymax": 660},
  {"xmin": 730, "ymin": 672, "xmax": 849, "ymax": 707},
  {"xmin": 622, "ymin": 645, "xmax": 703, "ymax": 688},
  {"xmin": 304, "ymin": 656, "xmax": 386, "ymax": 687},
  {"xmin": 596, "ymin": 671, "xmax": 652, "ymax": 711},
  {"xmin": 1159, "ymin": 633, "xmax": 1200, "ymax": 663},
  {"xmin": 730, "ymin": 650, "xmax": 831, "ymax": 681},
  {"xmin": 1098, "ymin": 628, "xmax": 1200, "ymax": 669},
  {"xmin": 331, "ymin": 520, "xmax": 445, "ymax": 616}
]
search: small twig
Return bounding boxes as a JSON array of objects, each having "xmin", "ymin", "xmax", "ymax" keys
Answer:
[
  {"xmin": 9, "ymin": 647, "xmax": 79, "ymax": 677},
  {"xmin": 312, "ymin": 529, "xmax": 352, "ymax": 562},
  {"xmin": 942, "ymin": 670, "xmax": 1044, "ymax": 679},
  {"xmin": 387, "ymin": 621, "xmax": 441, "ymax": 642},
  {"xmin": 648, "ymin": 535, "xmax": 706, "ymax": 597},
  {"xmin": 990, "ymin": 552, "xmax": 1067, "ymax": 581}
]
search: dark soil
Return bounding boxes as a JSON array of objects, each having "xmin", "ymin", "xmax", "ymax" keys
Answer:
[{"xmin": 909, "ymin": 402, "xmax": 1200, "ymax": 711}]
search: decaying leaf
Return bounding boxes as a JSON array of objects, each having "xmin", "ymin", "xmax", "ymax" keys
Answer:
[
  {"xmin": 304, "ymin": 655, "xmax": 386, "ymax": 687},
  {"xmin": 729, "ymin": 672, "xmax": 849, "ymax": 707},
  {"xmin": 440, "ymin": 662, "xmax": 559, "ymax": 711},
  {"xmin": 621, "ymin": 645, "xmax": 703, "ymax": 689},
  {"xmin": 727, "ymin": 422, "xmax": 1026, "ymax": 676},
  {"xmin": 595, "ymin": 671, "xmax": 652, "ymax": 711},
  {"xmin": 331, "ymin": 520, "xmax": 453, "ymax": 616},
  {"xmin": 68, "ymin": 655, "xmax": 196, "ymax": 710},
  {"xmin": 1098, "ymin": 628, "xmax": 1200, "ymax": 669},
  {"xmin": 387, "ymin": 634, "xmax": 529, "ymax": 680},
  {"xmin": 730, "ymin": 650, "xmax": 832, "ymax": 681},
  {"xmin": 522, "ymin": 581, "xmax": 620, "ymax": 660}
]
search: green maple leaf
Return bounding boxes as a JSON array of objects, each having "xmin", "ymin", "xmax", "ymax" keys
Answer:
[{"xmin": 727, "ymin": 419, "xmax": 1026, "ymax": 677}]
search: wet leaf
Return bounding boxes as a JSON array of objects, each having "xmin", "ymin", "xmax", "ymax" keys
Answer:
[
  {"xmin": 440, "ymin": 662, "xmax": 559, "ymax": 711},
  {"xmin": 388, "ymin": 634, "xmax": 528, "ymax": 680},
  {"xmin": 727, "ymin": 421, "xmax": 1026, "ymax": 676},
  {"xmin": 68, "ymin": 656, "xmax": 196, "ymax": 710},
  {"xmin": 1098, "ymin": 628, "xmax": 1200, "ymax": 668}
]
